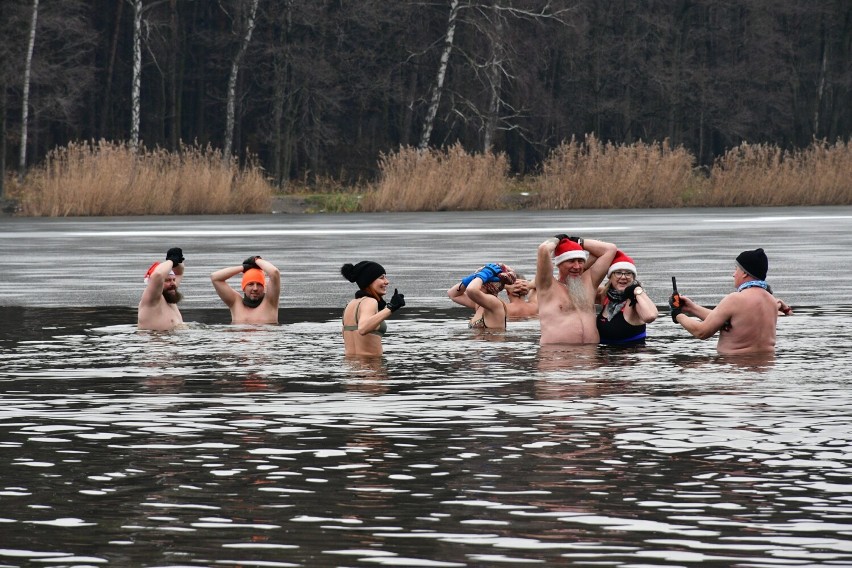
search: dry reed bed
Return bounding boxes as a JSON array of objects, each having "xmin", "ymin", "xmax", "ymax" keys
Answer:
[
  {"xmin": 363, "ymin": 144, "xmax": 508, "ymax": 211},
  {"xmin": 361, "ymin": 136, "xmax": 851, "ymax": 211},
  {"xmin": 21, "ymin": 141, "xmax": 272, "ymax": 216},
  {"xmin": 11, "ymin": 136, "xmax": 852, "ymax": 216},
  {"xmin": 531, "ymin": 135, "xmax": 696, "ymax": 209},
  {"xmin": 694, "ymin": 140, "xmax": 852, "ymax": 206}
]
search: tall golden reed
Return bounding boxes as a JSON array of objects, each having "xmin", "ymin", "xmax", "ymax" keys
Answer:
[
  {"xmin": 696, "ymin": 139, "xmax": 852, "ymax": 206},
  {"xmin": 533, "ymin": 134, "xmax": 699, "ymax": 209},
  {"xmin": 362, "ymin": 144, "xmax": 508, "ymax": 211},
  {"xmin": 21, "ymin": 140, "xmax": 272, "ymax": 216}
]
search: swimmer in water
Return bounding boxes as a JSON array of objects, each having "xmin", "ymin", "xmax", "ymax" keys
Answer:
[
  {"xmin": 447, "ymin": 263, "xmax": 517, "ymax": 329},
  {"xmin": 671, "ymin": 247, "xmax": 793, "ymax": 355},
  {"xmin": 535, "ymin": 234, "xmax": 618, "ymax": 344},
  {"xmin": 595, "ymin": 250, "xmax": 657, "ymax": 345},
  {"xmin": 138, "ymin": 247, "xmax": 185, "ymax": 331},
  {"xmin": 210, "ymin": 256, "xmax": 281, "ymax": 324},
  {"xmin": 341, "ymin": 261, "xmax": 405, "ymax": 356},
  {"xmin": 504, "ymin": 273, "xmax": 538, "ymax": 318}
]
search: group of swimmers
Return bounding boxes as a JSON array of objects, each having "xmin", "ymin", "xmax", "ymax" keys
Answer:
[{"xmin": 138, "ymin": 235, "xmax": 792, "ymax": 357}]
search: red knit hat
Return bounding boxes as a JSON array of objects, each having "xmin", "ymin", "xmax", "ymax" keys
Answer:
[
  {"xmin": 607, "ymin": 250, "xmax": 637, "ymax": 277},
  {"xmin": 553, "ymin": 238, "xmax": 589, "ymax": 265}
]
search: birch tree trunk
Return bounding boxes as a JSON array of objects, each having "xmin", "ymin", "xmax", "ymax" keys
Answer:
[
  {"xmin": 18, "ymin": 0, "xmax": 39, "ymax": 179},
  {"xmin": 814, "ymin": 26, "xmax": 828, "ymax": 137},
  {"xmin": 1, "ymin": 83, "xmax": 6, "ymax": 198},
  {"xmin": 130, "ymin": 0, "xmax": 142, "ymax": 150},
  {"xmin": 418, "ymin": 0, "xmax": 459, "ymax": 151},
  {"xmin": 223, "ymin": 0, "xmax": 260, "ymax": 166},
  {"xmin": 482, "ymin": 5, "xmax": 504, "ymax": 153}
]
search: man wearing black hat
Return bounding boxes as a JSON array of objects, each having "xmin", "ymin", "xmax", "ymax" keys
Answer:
[{"xmin": 669, "ymin": 248, "xmax": 792, "ymax": 355}]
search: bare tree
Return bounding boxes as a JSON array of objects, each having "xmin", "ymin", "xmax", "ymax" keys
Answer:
[
  {"xmin": 18, "ymin": 0, "xmax": 39, "ymax": 179},
  {"xmin": 130, "ymin": 0, "xmax": 142, "ymax": 149},
  {"xmin": 223, "ymin": 0, "xmax": 260, "ymax": 166},
  {"xmin": 419, "ymin": 0, "xmax": 460, "ymax": 151}
]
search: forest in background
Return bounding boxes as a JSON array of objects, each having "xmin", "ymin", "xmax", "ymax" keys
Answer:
[{"xmin": 1, "ymin": 0, "xmax": 850, "ymax": 200}]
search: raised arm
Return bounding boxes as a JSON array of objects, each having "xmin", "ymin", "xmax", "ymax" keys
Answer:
[
  {"xmin": 536, "ymin": 238, "xmax": 558, "ymax": 292},
  {"xmin": 465, "ymin": 278, "xmax": 505, "ymax": 313},
  {"xmin": 624, "ymin": 283, "xmax": 658, "ymax": 324},
  {"xmin": 355, "ymin": 290, "xmax": 405, "ymax": 335},
  {"xmin": 255, "ymin": 258, "xmax": 281, "ymax": 309},
  {"xmin": 210, "ymin": 265, "xmax": 243, "ymax": 307},
  {"xmin": 582, "ymin": 238, "xmax": 618, "ymax": 284},
  {"xmin": 448, "ymin": 282, "xmax": 478, "ymax": 309},
  {"xmin": 140, "ymin": 260, "xmax": 177, "ymax": 307}
]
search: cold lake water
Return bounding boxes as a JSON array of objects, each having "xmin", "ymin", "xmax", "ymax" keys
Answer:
[{"xmin": 0, "ymin": 207, "xmax": 851, "ymax": 567}]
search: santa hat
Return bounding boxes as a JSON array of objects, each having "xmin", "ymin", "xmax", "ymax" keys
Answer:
[
  {"xmin": 241, "ymin": 268, "xmax": 266, "ymax": 290},
  {"xmin": 553, "ymin": 238, "xmax": 589, "ymax": 265},
  {"xmin": 607, "ymin": 250, "xmax": 637, "ymax": 277},
  {"xmin": 143, "ymin": 261, "xmax": 175, "ymax": 283}
]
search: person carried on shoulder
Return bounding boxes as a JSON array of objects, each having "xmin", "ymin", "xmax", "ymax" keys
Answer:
[
  {"xmin": 138, "ymin": 247, "xmax": 185, "ymax": 331},
  {"xmin": 210, "ymin": 256, "xmax": 281, "ymax": 324},
  {"xmin": 670, "ymin": 247, "xmax": 792, "ymax": 355}
]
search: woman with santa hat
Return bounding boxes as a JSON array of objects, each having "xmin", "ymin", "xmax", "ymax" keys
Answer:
[{"xmin": 596, "ymin": 250, "xmax": 658, "ymax": 345}]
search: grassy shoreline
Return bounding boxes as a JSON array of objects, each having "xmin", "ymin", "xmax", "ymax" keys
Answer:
[{"xmin": 4, "ymin": 136, "xmax": 851, "ymax": 216}]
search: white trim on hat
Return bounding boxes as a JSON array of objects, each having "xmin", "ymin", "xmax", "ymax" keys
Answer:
[
  {"xmin": 607, "ymin": 261, "xmax": 637, "ymax": 277},
  {"xmin": 553, "ymin": 249, "xmax": 589, "ymax": 265}
]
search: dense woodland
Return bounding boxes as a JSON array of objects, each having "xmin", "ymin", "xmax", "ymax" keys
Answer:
[{"xmin": 1, "ymin": 0, "xmax": 850, "ymax": 195}]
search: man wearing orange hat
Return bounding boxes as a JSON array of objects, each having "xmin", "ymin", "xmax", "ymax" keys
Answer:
[
  {"xmin": 210, "ymin": 256, "xmax": 281, "ymax": 324},
  {"xmin": 138, "ymin": 247, "xmax": 185, "ymax": 331},
  {"xmin": 535, "ymin": 234, "xmax": 617, "ymax": 344}
]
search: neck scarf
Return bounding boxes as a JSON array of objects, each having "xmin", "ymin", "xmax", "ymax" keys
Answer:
[
  {"xmin": 243, "ymin": 296, "xmax": 263, "ymax": 308},
  {"xmin": 737, "ymin": 279, "xmax": 769, "ymax": 293},
  {"xmin": 356, "ymin": 289, "xmax": 386, "ymax": 311},
  {"xmin": 602, "ymin": 287, "xmax": 627, "ymax": 321}
]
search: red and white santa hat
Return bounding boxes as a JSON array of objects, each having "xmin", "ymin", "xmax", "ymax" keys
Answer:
[
  {"xmin": 553, "ymin": 238, "xmax": 589, "ymax": 265},
  {"xmin": 607, "ymin": 250, "xmax": 637, "ymax": 277},
  {"xmin": 143, "ymin": 261, "xmax": 175, "ymax": 283}
]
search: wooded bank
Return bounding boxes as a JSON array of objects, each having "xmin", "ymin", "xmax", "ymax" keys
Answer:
[{"xmin": 1, "ymin": 0, "xmax": 850, "ymax": 201}]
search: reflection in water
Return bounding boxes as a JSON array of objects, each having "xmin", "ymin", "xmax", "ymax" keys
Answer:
[{"xmin": 0, "ymin": 307, "xmax": 851, "ymax": 566}]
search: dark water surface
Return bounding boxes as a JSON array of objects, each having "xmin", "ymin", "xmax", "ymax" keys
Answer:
[{"xmin": 1, "ymin": 208, "xmax": 851, "ymax": 567}]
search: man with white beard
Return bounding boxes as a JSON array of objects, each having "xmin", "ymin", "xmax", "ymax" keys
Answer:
[{"xmin": 535, "ymin": 235, "xmax": 617, "ymax": 344}]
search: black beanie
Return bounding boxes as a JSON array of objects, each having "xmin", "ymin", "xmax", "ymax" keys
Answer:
[
  {"xmin": 341, "ymin": 261, "xmax": 386, "ymax": 289},
  {"xmin": 736, "ymin": 248, "xmax": 768, "ymax": 280}
]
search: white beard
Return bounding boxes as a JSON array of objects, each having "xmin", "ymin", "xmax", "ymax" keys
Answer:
[{"xmin": 563, "ymin": 275, "xmax": 592, "ymax": 311}]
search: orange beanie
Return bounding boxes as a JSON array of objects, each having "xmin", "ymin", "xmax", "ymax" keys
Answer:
[{"xmin": 241, "ymin": 268, "xmax": 266, "ymax": 290}]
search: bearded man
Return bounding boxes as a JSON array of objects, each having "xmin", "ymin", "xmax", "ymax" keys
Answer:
[
  {"xmin": 535, "ymin": 235, "xmax": 617, "ymax": 344},
  {"xmin": 138, "ymin": 247, "xmax": 186, "ymax": 331},
  {"xmin": 210, "ymin": 256, "xmax": 281, "ymax": 324}
]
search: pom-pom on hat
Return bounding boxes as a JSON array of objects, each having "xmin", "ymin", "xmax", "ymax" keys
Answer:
[
  {"xmin": 553, "ymin": 238, "xmax": 589, "ymax": 265},
  {"xmin": 143, "ymin": 261, "xmax": 175, "ymax": 283},
  {"xmin": 341, "ymin": 261, "xmax": 386, "ymax": 290},
  {"xmin": 736, "ymin": 248, "xmax": 768, "ymax": 280},
  {"xmin": 607, "ymin": 250, "xmax": 637, "ymax": 277},
  {"xmin": 241, "ymin": 268, "xmax": 266, "ymax": 290}
]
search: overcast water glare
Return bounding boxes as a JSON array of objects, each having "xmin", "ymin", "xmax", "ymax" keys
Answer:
[{"xmin": 1, "ymin": 207, "xmax": 851, "ymax": 567}]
